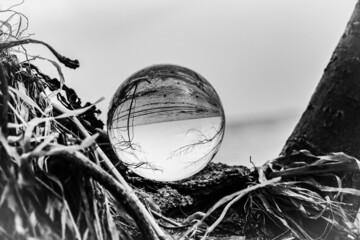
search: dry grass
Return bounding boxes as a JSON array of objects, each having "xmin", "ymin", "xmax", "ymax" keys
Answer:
[{"xmin": 0, "ymin": 7, "xmax": 150, "ymax": 240}]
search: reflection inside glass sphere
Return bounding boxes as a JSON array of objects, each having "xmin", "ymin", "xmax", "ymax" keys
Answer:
[{"xmin": 107, "ymin": 64, "xmax": 225, "ymax": 182}]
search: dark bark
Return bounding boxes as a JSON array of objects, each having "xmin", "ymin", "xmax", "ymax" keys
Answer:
[
  {"xmin": 127, "ymin": 163, "xmax": 252, "ymax": 214},
  {"xmin": 279, "ymin": 0, "xmax": 360, "ymax": 238},
  {"xmin": 281, "ymin": 0, "xmax": 360, "ymax": 167},
  {"xmin": 281, "ymin": 0, "xmax": 360, "ymax": 205},
  {"xmin": 126, "ymin": 162, "xmax": 261, "ymax": 238}
]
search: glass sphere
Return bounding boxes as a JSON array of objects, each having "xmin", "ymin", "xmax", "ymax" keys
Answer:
[{"xmin": 107, "ymin": 64, "xmax": 225, "ymax": 182}]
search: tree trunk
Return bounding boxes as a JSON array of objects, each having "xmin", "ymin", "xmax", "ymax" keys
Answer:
[
  {"xmin": 279, "ymin": 0, "xmax": 360, "ymax": 238},
  {"xmin": 281, "ymin": 0, "xmax": 360, "ymax": 169}
]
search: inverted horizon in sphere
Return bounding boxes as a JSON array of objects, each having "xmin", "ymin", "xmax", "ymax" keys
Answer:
[{"xmin": 107, "ymin": 64, "xmax": 225, "ymax": 181}]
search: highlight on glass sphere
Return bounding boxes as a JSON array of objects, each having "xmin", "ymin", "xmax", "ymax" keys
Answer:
[{"xmin": 107, "ymin": 64, "xmax": 225, "ymax": 182}]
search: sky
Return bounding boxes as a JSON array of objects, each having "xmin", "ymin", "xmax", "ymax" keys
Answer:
[
  {"xmin": 4, "ymin": 1, "xmax": 358, "ymax": 166},
  {"xmin": 13, "ymin": 0, "xmax": 357, "ymax": 123}
]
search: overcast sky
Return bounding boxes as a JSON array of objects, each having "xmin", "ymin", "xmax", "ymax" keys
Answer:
[{"xmin": 15, "ymin": 0, "xmax": 357, "ymax": 123}]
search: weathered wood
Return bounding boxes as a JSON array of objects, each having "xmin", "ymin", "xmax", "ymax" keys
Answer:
[
  {"xmin": 279, "ymin": 1, "xmax": 360, "ymax": 238},
  {"xmin": 281, "ymin": 0, "xmax": 360, "ymax": 163},
  {"xmin": 127, "ymin": 162, "xmax": 252, "ymax": 213},
  {"xmin": 281, "ymin": 0, "xmax": 360, "ymax": 209}
]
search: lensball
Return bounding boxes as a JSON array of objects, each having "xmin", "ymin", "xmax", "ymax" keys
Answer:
[{"xmin": 107, "ymin": 64, "xmax": 225, "ymax": 182}]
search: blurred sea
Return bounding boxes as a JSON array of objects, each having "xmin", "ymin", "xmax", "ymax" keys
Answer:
[{"xmin": 214, "ymin": 111, "xmax": 300, "ymax": 168}]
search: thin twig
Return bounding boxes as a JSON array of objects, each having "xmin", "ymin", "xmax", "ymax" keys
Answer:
[{"xmin": 150, "ymin": 209, "xmax": 186, "ymax": 228}]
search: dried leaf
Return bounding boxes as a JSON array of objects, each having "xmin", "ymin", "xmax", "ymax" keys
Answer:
[
  {"xmin": 60, "ymin": 205, "xmax": 67, "ymax": 240},
  {"xmin": 0, "ymin": 131, "xmax": 20, "ymax": 162},
  {"xmin": 8, "ymin": 86, "xmax": 46, "ymax": 116},
  {"xmin": 28, "ymin": 211, "xmax": 37, "ymax": 227},
  {"xmin": 0, "ymin": 182, "xmax": 11, "ymax": 207},
  {"xmin": 53, "ymin": 97, "xmax": 104, "ymax": 119}
]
